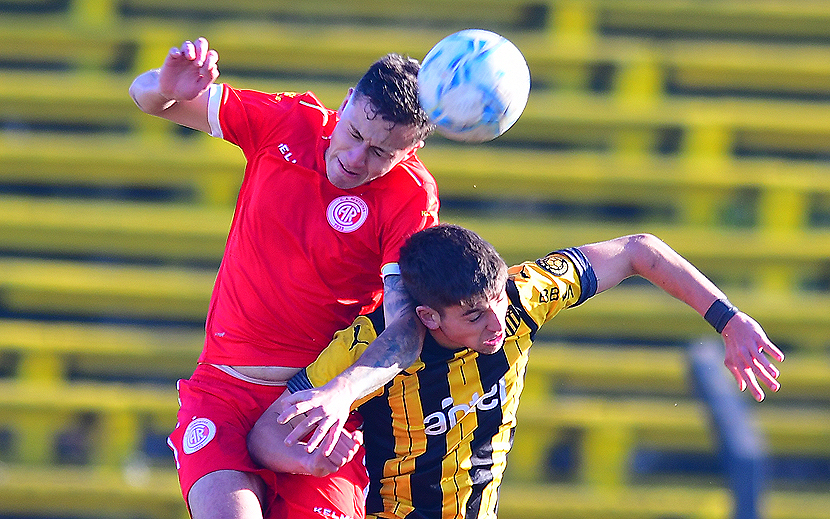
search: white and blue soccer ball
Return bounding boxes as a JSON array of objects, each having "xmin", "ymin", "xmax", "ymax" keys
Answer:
[{"xmin": 418, "ymin": 29, "xmax": 531, "ymax": 143}]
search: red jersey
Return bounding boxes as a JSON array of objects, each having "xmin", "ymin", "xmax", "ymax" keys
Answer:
[{"xmin": 200, "ymin": 84, "xmax": 440, "ymax": 368}]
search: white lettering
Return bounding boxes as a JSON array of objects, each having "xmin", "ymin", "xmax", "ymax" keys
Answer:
[
  {"xmin": 423, "ymin": 377, "xmax": 508, "ymax": 436},
  {"xmin": 477, "ymin": 383, "xmax": 501, "ymax": 411},
  {"xmin": 312, "ymin": 507, "xmax": 355, "ymax": 519},
  {"xmin": 424, "ymin": 411, "xmax": 448, "ymax": 435}
]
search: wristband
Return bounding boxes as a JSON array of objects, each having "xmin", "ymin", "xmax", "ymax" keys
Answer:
[{"xmin": 704, "ymin": 299, "xmax": 738, "ymax": 333}]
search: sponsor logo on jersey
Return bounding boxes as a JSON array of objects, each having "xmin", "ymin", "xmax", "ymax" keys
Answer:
[
  {"xmin": 423, "ymin": 377, "xmax": 508, "ymax": 435},
  {"xmin": 327, "ymin": 196, "xmax": 369, "ymax": 233},
  {"xmin": 313, "ymin": 508, "xmax": 356, "ymax": 519},
  {"xmin": 182, "ymin": 417, "xmax": 216, "ymax": 454}
]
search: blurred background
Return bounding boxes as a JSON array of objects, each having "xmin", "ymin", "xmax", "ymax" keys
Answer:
[{"xmin": 0, "ymin": 0, "xmax": 829, "ymax": 518}]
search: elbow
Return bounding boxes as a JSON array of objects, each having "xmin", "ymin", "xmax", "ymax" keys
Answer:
[
  {"xmin": 128, "ymin": 81, "xmax": 152, "ymax": 114},
  {"xmin": 625, "ymin": 233, "xmax": 668, "ymax": 273},
  {"xmin": 127, "ymin": 81, "xmax": 139, "ymax": 108},
  {"xmin": 627, "ymin": 233, "xmax": 663, "ymax": 251}
]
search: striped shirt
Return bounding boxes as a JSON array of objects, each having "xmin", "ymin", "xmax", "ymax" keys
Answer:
[{"xmin": 288, "ymin": 248, "xmax": 597, "ymax": 519}]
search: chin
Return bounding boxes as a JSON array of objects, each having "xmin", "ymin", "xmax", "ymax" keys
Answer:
[
  {"xmin": 477, "ymin": 343, "xmax": 504, "ymax": 355},
  {"xmin": 327, "ymin": 172, "xmax": 353, "ymax": 190}
]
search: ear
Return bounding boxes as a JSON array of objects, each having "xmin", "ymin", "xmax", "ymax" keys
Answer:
[
  {"xmin": 415, "ymin": 305, "xmax": 441, "ymax": 330},
  {"xmin": 337, "ymin": 88, "xmax": 354, "ymax": 115}
]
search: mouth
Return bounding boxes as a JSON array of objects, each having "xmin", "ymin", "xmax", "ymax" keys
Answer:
[
  {"xmin": 484, "ymin": 333, "xmax": 505, "ymax": 347},
  {"xmin": 338, "ymin": 159, "xmax": 360, "ymax": 178}
]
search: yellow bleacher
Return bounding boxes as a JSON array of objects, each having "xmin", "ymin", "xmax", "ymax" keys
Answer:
[{"xmin": 1, "ymin": 1, "xmax": 829, "ymax": 519}]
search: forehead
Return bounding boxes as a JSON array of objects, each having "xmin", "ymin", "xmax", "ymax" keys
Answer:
[
  {"xmin": 340, "ymin": 94, "xmax": 420, "ymax": 150},
  {"xmin": 446, "ymin": 293, "xmax": 503, "ymax": 317}
]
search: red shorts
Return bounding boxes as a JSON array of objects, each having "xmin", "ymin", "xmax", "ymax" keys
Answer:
[{"xmin": 168, "ymin": 364, "xmax": 368, "ymax": 519}]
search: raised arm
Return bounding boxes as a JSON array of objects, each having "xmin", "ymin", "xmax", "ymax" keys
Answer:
[
  {"xmin": 128, "ymin": 37, "xmax": 218, "ymax": 133},
  {"xmin": 276, "ymin": 274, "xmax": 424, "ymax": 454},
  {"xmin": 578, "ymin": 233, "xmax": 784, "ymax": 401}
]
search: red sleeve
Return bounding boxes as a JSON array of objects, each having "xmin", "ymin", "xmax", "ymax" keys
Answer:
[{"xmin": 217, "ymin": 85, "xmax": 300, "ymax": 158}]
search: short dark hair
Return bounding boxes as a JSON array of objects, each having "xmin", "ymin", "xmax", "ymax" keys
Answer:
[
  {"xmin": 399, "ymin": 224, "xmax": 508, "ymax": 312},
  {"xmin": 354, "ymin": 53, "xmax": 435, "ymax": 142}
]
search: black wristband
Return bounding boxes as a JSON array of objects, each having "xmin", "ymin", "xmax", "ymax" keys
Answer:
[{"xmin": 704, "ymin": 299, "xmax": 738, "ymax": 333}]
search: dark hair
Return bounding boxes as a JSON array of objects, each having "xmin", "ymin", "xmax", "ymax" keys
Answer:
[
  {"xmin": 399, "ymin": 224, "xmax": 508, "ymax": 312},
  {"xmin": 354, "ymin": 53, "xmax": 435, "ymax": 142}
]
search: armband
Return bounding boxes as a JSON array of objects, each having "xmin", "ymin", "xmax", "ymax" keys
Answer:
[{"xmin": 704, "ymin": 299, "xmax": 738, "ymax": 334}]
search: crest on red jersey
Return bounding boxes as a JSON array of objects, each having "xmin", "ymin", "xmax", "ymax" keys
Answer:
[{"xmin": 327, "ymin": 196, "xmax": 369, "ymax": 233}]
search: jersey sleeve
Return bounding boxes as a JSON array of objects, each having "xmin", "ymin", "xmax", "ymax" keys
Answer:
[
  {"xmin": 286, "ymin": 314, "xmax": 384, "ymax": 406},
  {"xmin": 508, "ymin": 246, "xmax": 598, "ymax": 329},
  {"xmin": 208, "ymin": 84, "xmax": 302, "ymax": 158}
]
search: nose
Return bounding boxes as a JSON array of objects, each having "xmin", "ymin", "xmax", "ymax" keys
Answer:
[
  {"xmin": 484, "ymin": 308, "xmax": 504, "ymax": 332},
  {"xmin": 344, "ymin": 143, "xmax": 369, "ymax": 167}
]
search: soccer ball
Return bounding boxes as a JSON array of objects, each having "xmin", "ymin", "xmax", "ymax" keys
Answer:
[{"xmin": 418, "ymin": 29, "xmax": 531, "ymax": 143}]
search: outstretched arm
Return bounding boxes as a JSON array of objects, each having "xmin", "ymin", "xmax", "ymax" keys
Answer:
[
  {"xmin": 128, "ymin": 37, "xmax": 219, "ymax": 133},
  {"xmin": 579, "ymin": 233, "xmax": 784, "ymax": 401},
  {"xmin": 277, "ymin": 274, "xmax": 424, "ymax": 454}
]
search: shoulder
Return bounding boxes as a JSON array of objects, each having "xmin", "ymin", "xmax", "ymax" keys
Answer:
[
  {"xmin": 507, "ymin": 249, "xmax": 598, "ymax": 328},
  {"xmin": 378, "ymin": 154, "xmax": 439, "ymax": 206},
  {"xmin": 221, "ymin": 87, "xmax": 332, "ymax": 122}
]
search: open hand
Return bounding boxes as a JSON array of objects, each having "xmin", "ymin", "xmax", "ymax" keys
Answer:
[
  {"xmin": 276, "ymin": 378, "xmax": 357, "ymax": 456},
  {"xmin": 722, "ymin": 312, "xmax": 785, "ymax": 401},
  {"xmin": 158, "ymin": 37, "xmax": 219, "ymax": 102}
]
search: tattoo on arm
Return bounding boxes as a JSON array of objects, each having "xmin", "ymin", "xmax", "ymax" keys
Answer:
[
  {"xmin": 382, "ymin": 274, "xmax": 413, "ymax": 323},
  {"xmin": 341, "ymin": 275, "xmax": 425, "ymax": 399}
]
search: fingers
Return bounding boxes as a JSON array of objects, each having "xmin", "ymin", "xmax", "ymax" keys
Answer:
[
  {"xmin": 728, "ymin": 354, "xmax": 768, "ymax": 402},
  {"xmin": 722, "ymin": 315, "xmax": 785, "ymax": 401},
  {"xmin": 283, "ymin": 413, "xmax": 322, "ymax": 446},
  {"xmin": 765, "ymin": 341, "xmax": 786, "ymax": 363},
  {"xmin": 726, "ymin": 363, "xmax": 748, "ymax": 392},
  {"xmin": 277, "ymin": 402, "xmax": 310, "ymax": 426},
  {"xmin": 743, "ymin": 366, "xmax": 766, "ymax": 402},
  {"xmin": 320, "ymin": 422, "xmax": 345, "ymax": 457},
  {"xmin": 751, "ymin": 354, "xmax": 781, "ymax": 391},
  {"xmin": 194, "ymin": 37, "xmax": 209, "ymax": 64},
  {"xmin": 725, "ymin": 351, "xmax": 781, "ymax": 402},
  {"xmin": 304, "ymin": 416, "xmax": 339, "ymax": 454},
  {"xmin": 172, "ymin": 38, "xmax": 211, "ymax": 65},
  {"xmin": 204, "ymin": 49, "xmax": 220, "ymax": 78},
  {"xmin": 322, "ymin": 430, "xmax": 363, "ymax": 471}
]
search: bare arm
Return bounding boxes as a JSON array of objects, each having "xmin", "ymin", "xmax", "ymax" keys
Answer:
[
  {"xmin": 579, "ymin": 233, "xmax": 784, "ymax": 401},
  {"xmin": 247, "ymin": 392, "xmax": 362, "ymax": 477},
  {"xmin": 128, "ymin": 37, "xmax": 218, "ymax": 133},
  {"xmin": 276, "ymin": 274, "xmax": 425, "ymax": 454}
]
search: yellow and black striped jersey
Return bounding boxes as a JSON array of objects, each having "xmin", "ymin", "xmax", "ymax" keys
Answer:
[{"xmin": 287, "ymin": 248, "xmax": 597, "ymax": 519}]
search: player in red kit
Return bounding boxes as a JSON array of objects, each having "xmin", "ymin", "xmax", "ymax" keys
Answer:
[{"xmin": 130, "ymin": 37, "xmax": 438, "ymax": 519}]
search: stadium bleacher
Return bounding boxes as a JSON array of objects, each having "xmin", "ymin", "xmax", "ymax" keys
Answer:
[{"xmin": 0, "ymin": 0, "xmax": 828, "ymax": 518}]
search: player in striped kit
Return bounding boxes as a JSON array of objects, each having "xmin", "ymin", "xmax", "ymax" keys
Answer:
[{"xmin": 250, "ymin": 224, "xmax": 784, "ymax": 519}]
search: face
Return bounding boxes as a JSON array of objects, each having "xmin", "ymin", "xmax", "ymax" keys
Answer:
[
  {"xmin": 417, "ymin": 291, "xmax": 510, "ymax": 355},
  {"xmin": 325, "ymin": 90, "xmax": 423, "ymax": 190}
]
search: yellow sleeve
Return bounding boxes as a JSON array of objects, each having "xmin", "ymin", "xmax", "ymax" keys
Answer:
[
  {"xmin": 290, "ymin": 315, "xmax": 385, "ymax": 406},
  {"xmin": 508, "ymin": 248, "xmax": 594, "ymax": 328},
  {"xmin": 304, "ymin": 315, "xmax": 379, "ymax": 386}
]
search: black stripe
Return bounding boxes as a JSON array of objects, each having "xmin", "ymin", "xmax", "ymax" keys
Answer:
[
  {"xmin": 410, "ymin": 335, "xmax": 453, "ymax": 516},
  {"xmin": 361, "ymin": 386, "xmax": 395, "ymax": 515}
]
